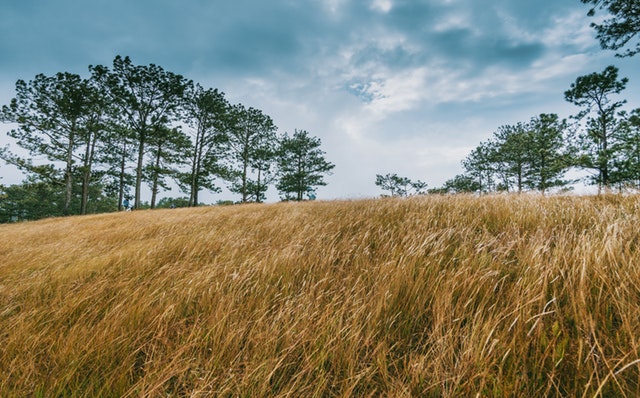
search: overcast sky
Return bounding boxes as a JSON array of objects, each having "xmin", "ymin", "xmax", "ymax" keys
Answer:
[{"xmin": 1, "ymin": 0, "xmax": 639, "ymax": 201}]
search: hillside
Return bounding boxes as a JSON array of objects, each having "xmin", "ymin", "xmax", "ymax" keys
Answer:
[{"xmin": 1, "ymin": 195, "xmax": 639, "ymax": 397}]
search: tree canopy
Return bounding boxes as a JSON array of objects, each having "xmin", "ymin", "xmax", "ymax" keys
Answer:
[
  {"xmin": 276, "ymin": 130, "xmax": 335, "ymax": 201},
  {"xmin": 0, "ymin": 56, "xmax": 334, "ymax": 222},
  {"xmin": 90, "ymin": 56, "xmax": 191, "ymax": 209},
  {"xmin": 565, "ymin": 65, "xmax": 629, "ymax": 190},
  {"xmin": 375, "ymin": 173, "xmax": 427, "ymax": 197},
  {"xmin": 582, "ymin": 0, "xmax": 640, "ymax": 57}
]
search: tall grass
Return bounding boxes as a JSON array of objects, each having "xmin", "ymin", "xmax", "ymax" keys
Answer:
[{"xmin": 1, "ymin": 194, "xmax": 639, "ymax": 396}]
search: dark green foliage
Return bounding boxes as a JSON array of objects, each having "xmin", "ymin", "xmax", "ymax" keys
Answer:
[
  {"xmin": 0, "ymin": 72, "xmax": 99, "ymax": 215},
  {"xmin": 565, "ymin": 66, "xmax": 629, "ymax": 190},
  {"xmin": 449, "ymin": 114, "xmax": 572, "ymax": 194},
  {"xmin": 492, "ymin": 123, "xmax": 531, "ymax": 192},
  {"xmin": 612, "ymin": 108, "xmax": 640, "ymax": 188},
  {"xmin": 90, "ymin": 56, "xmax": 191, "ymax": 209},
  {"xmin": 276, "ymin": 130, "xmax": 334, "ymax": 201},
  {"xmin": 0, "ymin": 177, "xmax": 117, "ymax": 223},
  {"xmin": 178, "ymin": 85, "xmax": 228, "ymax": 206},
  {"xmin": 0, "ymin": 180, "xmax": 64, "ymax": 222},
  {"xmin": 144, "ymin": 126, "xmax": 191, "ymax": 208},
  {"xmin": 156, "ymin": 197, "xmax": 191, "ymax": 208},
  {"xmin": 1, "ymin": 55, "xmax": 332, "ymax": 222},
  {"xmin": 375, "ymin": 173, "xmax": 427, "ymax": 197},
  {"xmin": 221, "ymin": 105, "xmax": 278, "ymax": 203},
  {"xmin": 429, "ymin": 174, "xmax": 481, "ymax": 194},
  {"xmin": 527, "ymin": 114, "xmax": 573, "ymax": 193},
  {"xmin": 581, "ymin": 0, "xmax": 640, "ymax": 57},
  {"xmin": 462, "ymin": 141, "xmax": 497, "ymax": 193}
]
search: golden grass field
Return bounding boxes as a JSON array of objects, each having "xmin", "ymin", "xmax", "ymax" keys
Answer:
[{"xmin": 1, "ymin": 194, "xmax": 639, "ymax": 397}]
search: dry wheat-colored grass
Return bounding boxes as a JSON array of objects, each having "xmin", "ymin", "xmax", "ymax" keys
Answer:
[{"xmin": 1, "ymin": 194, "xmax": 639, "ymax": 397}]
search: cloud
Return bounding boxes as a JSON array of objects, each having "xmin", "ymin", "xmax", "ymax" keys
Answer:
[
  {"xmin": 371, "ymin": 0, "xmax": 393, "ymax": 13},
  {"xmin": 1, "ymin": 0, "xmax": 638, "ymax": 200}
]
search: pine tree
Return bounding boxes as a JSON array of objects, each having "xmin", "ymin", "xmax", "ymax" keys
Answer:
[
  {"xmin": 565, "ymin": 65, "xmax": 628, "ymax": 191},
  {"xmin": 90, "ymin": 56, "xmax": 190, "ymax": 209},
  {"xmin": 276, "ymin": 130, "xmax": 334, "ymax": 201}
]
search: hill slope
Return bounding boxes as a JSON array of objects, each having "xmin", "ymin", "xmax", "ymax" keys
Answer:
[{"xmin": 1, "ymin": 195, "xmax": 640, "ymax": 396}]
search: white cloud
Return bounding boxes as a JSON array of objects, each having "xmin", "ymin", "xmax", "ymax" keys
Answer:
[
  {"xmin": 364, "ymin": 67, "xmax": 429, "ymax": 116},
  {"xmin": 541, "ymin": 10, "xmax": 600, "ymax": 52},
  {"xmin": 371, "ymin": 0, "xmax": 393, "ymax": 13},
  {"xmin": 432, "ymin": 11, "xmax": 472, "ymax": 33},
  {"xmin": 529, "ymin": 53, "xmax": 592, "ymax": 83},
  {"xmin": 319, "ymin": 0, "xmax": 348, "ymax": 16}
]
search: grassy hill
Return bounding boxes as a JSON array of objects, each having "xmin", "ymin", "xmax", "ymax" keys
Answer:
[{"xmin": 1, "ymin": 195, "xmax": 639, "ymax": 397}]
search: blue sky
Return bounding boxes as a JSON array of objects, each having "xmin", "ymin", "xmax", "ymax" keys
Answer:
[{"xmin": 1, "ymin": 0, "xmax": 639, "ymax": 200}]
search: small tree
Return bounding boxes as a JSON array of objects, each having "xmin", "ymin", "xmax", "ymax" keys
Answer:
[
  {"xmin": 526, "ymin": 114, "xmax": 572, "ymax": 194},
  {"xmin": 430, "ymin": 174, "xmax": 481, "ymax": 194},
  {"xmin": 613, "ymin": 108, "xmax": 640, "ymax": 189},
  {"xmin": 156, "ymin": 196, "xmax": 191, "ymax": 208},
  {"xmin": 100, "ymin": 124, "xmax": 136, "ymax": 211},
  {"xmin": 180, "ymin": 85, "xmax": 228, "ymax": 206},
  {"xmin": 492, "ymin": 123, "xmax": 530, "ymax": 192},
  {"xmin": 375, "ymin": 173, "xmax": 427, "ymax": 197},
  {"xmin": 0, "ymin": 179, "xmax": 64, "ymax": 222},
  {"xmin": 462, "ymin": 141, "xmax": 497, "ymax": 193},
  {"xmin": 144, "ymin": 126, "xmax": 191, "ymax": 209},
  {"xmin": 276, "ymin": 130, "xmax": 334, "ymax": 201},
  {"xmin": 221, "ymin": 104, "xmax": 278, "ymax": 203},
  {"xmin": 248, "ymin": 143, "xmax": 278, "ymax": 203}
]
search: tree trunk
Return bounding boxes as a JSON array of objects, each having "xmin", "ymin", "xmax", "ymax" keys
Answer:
[
  {"xmin": 80, "ymin": 136, "xmax": 91, "ymax": 215},
  {"xmin": 241, "ymin": 125, "xmax": 250, "ymax": 203},
  {"xmin": 193, "ymin": 183, "xmax": 199, "ymax": 206},
  {"xmin": 63, "ymin": 122, "xmax": 76, "ymax": 215},
  {"xmin": 242, "ymin": 151, "xmax": 248, "ymax": 203},
  {"xmin": 150, "ymin": 144, "xmax": 162, "ymax": 209},
  {"xmin": 118, "ymin": 140, "xmax": 127, "ymax": 211},
  {"xmin": 517, "ymin": 167, "xmax": 523, "ymax": 193},
  {"xmin": 298, "ymin": 155, "xmax": 304, "ymax": 201},
  {"xmin": 80, "ymin": 131, "xmax": 98, "ymax": 215},
  {"xmin": 256, "ymin": 168, "xmax": 262, "ymax": 203},
  {"xmin": 190, "ymin": 127, "xmax": 202, "ymax": 207},
  {"xmin": 135, "ymin": 132, "xmax": 145, "ymax": 209},
  {"xmin": 189, "ymin": 163, "xmax": 198, "ymax": 207},
  {"xmin": 541, "ymin": 161, "xmax": 547, "ymax": 195},
  {"xmin": 601, "ymin": 125, "xmax": 609, "ymax": 189}
]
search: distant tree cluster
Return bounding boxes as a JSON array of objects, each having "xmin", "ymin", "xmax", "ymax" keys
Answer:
[
  {"xmin": 430, "ymin": 66, "xmax": 640, "ymax": 195},
  {"xmin": 0, "ymin": 56, "xmax": 334, "ymax": 222},
  {"xmin": 374, "ymin": 173, "xmax": 427, "ymax": 197},
  {"xmin": 377, "ymin": 65, "xmax": 639, "ymax": 197},
  {"xmin": 440, "ymin": 113, "xmax": 574, "ymax": 195}
]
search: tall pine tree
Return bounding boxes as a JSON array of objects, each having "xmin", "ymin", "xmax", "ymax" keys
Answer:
[
  {"xmin": 90, "ymin": 56, "xmax": 190, "ymax": 209},
  {"xmin": 276, "ymin": 130, "xmax": 334, "ymax": 201}
]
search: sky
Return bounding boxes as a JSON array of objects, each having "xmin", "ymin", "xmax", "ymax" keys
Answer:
[{"xmin": 1, "ymin": 0, "xmax": 639, "ymax": 201}]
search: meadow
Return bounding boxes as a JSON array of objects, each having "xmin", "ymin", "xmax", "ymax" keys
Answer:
[{"xmin": 1, "ymin": 194, "xmax": 639, "ymax": 397}]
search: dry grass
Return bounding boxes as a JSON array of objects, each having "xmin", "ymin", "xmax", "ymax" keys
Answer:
[{"xmin": 1, "ymin": 194, "xmax": 640, "ymax": 397}]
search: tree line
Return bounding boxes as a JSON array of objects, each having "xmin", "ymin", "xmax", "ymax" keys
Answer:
[
  {"xmin": 377, "ymin": 0, "xmax": 640, "ymax": 197},
  {"xmin": 0, "ymin": 56, "xmax": 334, "ymax": 222},
  {"xmin": 439, "ymin": 64, "xmax": 640, "ymax": 195},
  {"xmin": 378, "ymin": 66, "xmax": 640, "ymax": 197}
]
